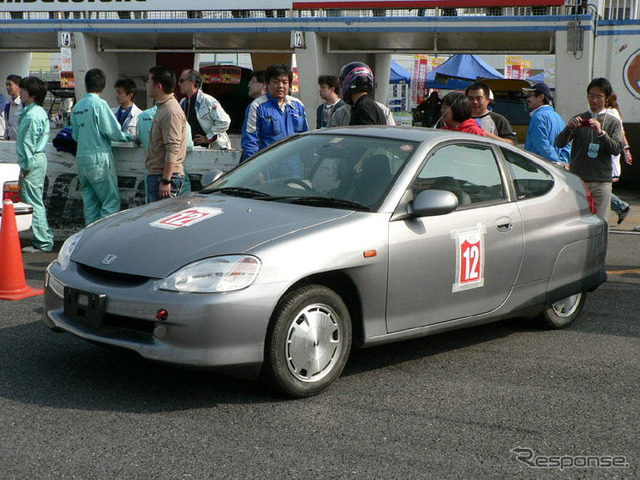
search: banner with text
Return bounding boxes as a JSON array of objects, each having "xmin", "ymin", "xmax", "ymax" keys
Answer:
[{"xmin": 411, "ymin": 54, "xmax": 429, "ymax": 107}]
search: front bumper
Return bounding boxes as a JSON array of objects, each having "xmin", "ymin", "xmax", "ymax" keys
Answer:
[{"xmin": 44, "ymin": 261, "xmax": 289, "ymax": 379}]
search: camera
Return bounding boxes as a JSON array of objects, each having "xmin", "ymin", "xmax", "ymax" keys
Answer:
[{"xmin": 580, "ymin": 119, "xmax": 591, "ymax": 127}]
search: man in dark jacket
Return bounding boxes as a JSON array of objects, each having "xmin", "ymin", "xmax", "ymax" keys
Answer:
[{"xmin": 338, "ymin": 62, "xmax": 387, "ymax": 126}]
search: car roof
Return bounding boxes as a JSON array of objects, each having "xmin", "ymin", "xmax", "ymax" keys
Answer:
[{"xmin": 305, "ymin": 125, "xmax": 498, "ymax": 145}]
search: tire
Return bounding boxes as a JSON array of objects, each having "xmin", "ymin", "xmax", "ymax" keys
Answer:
[
  {"xmin": 261, "ymin": 285, "xmax": 352, "ymax": 397},
  {"xmin": 538, "ymin": 292, "xmax": 586, "ymax": 329}
]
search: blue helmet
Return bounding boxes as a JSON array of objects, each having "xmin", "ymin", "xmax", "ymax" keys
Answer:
[{"xmin": 339, "ymin": 62, "xmax": 374, "ymax": 104}]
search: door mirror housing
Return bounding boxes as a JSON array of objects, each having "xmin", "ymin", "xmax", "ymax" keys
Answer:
[
  {"xmin": 408, "ymin": 189, "xmax": 459, "ymax": 217},
  {"xmin": 201, "ymin": 169, "xmax": 225, "ymax": 187}
]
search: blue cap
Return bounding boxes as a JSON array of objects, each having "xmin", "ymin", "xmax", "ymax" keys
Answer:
[{"xmin": 523, "ymin": 82, "xmax": 552, "ymax": 99}]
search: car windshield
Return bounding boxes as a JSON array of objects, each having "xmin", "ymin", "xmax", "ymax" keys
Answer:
[{"xmin": 203, "ymin": 134, "xmax": 419, "ymax": 211}]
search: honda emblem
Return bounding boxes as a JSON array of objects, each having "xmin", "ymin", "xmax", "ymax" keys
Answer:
[{"xmin": 101, "ymin": 254, "xmax": 117, "ymax": 265}]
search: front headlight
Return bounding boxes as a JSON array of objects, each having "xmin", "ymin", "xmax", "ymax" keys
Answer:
[
  {"xmin": 156, "ymin": 255, "xmax": 261, "ymax": 293},
  {"xmin": 57, "ymin": 231, "xmax": 84, "ymax": 270}
]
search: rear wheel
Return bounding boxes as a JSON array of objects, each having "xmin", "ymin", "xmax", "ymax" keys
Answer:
[
  {"xmin": 538, "ymin": 292, "xmax": 586, "ymax": 329},
  {"xmin": 262, "ymin": 285, "xmax": 352, "ymax": 397}
]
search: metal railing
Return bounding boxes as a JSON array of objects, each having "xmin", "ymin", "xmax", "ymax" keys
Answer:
[
  {"xmin": 0, "ymin": 7, "xmax": 574, "ymax": 21},
  {"xmin": 601, "ymin": 0, "xmax": 640, "ymax": 19},
  {"xmin": 1, "ymin": 2, "xmax": 638, "ymax": 21}
]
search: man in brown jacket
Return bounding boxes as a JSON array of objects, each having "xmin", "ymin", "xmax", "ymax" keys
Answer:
[{"xmin": 145, "ymin": 66, "xmax": 188, "ymax": 203}]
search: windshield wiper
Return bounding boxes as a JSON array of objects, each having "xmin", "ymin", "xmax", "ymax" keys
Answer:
[
  {"xmin": 275, "ymin": 196, "xmax": 370, "ymax": 211},
  {"xmin": 205, "ymin": 187, "xmax": 271, "ymax": 198}
]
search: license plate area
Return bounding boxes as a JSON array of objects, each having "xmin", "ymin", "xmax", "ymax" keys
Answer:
[{"xmin": 64, "ymin": 287, "xmax": 106, "ymax": 327}]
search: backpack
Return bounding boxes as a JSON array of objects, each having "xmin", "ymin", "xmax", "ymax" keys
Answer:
[{"xmin": 52, "ymin": 126, "xmax": 78, "ymax": 156}]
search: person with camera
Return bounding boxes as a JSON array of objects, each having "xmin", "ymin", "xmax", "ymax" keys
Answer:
[{"xmin": 556, "ymin": 77, "xmax": 625, "ymax": 225}]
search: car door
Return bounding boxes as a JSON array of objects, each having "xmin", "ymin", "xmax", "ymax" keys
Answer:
[{"xmin": 386, "ymin": 142, "xmax": 524, "ymax": 333}]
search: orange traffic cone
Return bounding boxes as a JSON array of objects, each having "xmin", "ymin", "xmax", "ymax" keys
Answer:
[{"xmin": 0, "ymin": 200, "xmax": 44, "ymax": 300}]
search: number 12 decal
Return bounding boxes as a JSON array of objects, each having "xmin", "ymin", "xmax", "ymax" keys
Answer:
[{"xmin": 452, "ymin": 225, "xmax": 486, "ymax": 293}]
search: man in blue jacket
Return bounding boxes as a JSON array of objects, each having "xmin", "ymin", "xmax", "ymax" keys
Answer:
[
  {"xmin": 241, "ymin": 64, "xmax": 308, "ymax": 162},
  {"xmin": 523, "ymin": 83, "xmax": 571, "ymax": 165}
]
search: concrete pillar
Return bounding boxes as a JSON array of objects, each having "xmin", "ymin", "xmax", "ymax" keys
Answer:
[
  {"xmin": 71, "ymin": 33, "xmax": 121, "ymax": 106},
  {"xmin": 116, "ymin": 53, "xmax": 158, "ymax": 111},
  {"xmin": 373, "ymin": 54, "xmax": 392, "ymax": 106},
  {"xmin": 71, "ymin": 34, "xmax": 156, "ymax": 109},
  {"xmin": 250, "ymin": 53, "xmax": 293, "ymax": 71},
  {"xmin": 0, "ymin": 53, "xmax": 31, "ymax": 86},
  {"xmin": 295, "ymin": 33, "xmax": 346, "ymax": 128},
  {"xmin": 554, "ymin": 24, "xmax": 595, "ymax": 121},
  {"xmin": 296, "ymin": 33, "xmax": 392, "ymax": 128}
]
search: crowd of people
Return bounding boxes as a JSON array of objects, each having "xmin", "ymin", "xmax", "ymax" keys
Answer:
[
  {"xmin": 413, "ymin": 76, "xmax": 632, "ymax": 225},
  {"xmin": 0, "ymin": 62, "xmax": 633, "ymax": 253}
]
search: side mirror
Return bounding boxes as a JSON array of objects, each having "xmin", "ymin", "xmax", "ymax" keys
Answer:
[
  {"xmin": 201, "ymin": 169, "xmax": 224, "ymax": 187},
  {"xmin": 408, "ymin": 189, "xmax": 459, "ymax": 217}
]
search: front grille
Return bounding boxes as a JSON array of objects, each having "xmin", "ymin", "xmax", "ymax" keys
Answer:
[
  {"xmin": 103, "ymin": 313, "xmax": 155, "ymax": 335},
  {"xmin": 78, "ymin": 263, "xmax": 150, "ymax": 286}
]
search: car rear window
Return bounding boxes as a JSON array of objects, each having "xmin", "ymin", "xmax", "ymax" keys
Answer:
[{"xmin": 501, "ymin": 147, "xmax": 554, "ymax": 199}]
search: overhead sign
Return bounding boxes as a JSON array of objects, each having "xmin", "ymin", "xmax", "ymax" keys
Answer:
[
  {"xmin": 291, "ymin": 31, "xmax": 305, "ymax": 49},
  {"xmin": 200, "ymin": 65, "xmax": 242, "ymax": 84},
  {"xmin": 292, "ymin": 0, "xmax": 564, "ymax": 8},
  {"xmin": 0, "ymin": 0, "xmax": 291, "ymax": 12},
  {"xmin": 3, "ymin": 0, "xmax": 563, "ymax": 11},
  {"xmin": 58, "ymin": 32, "xmax": 73, "ymax": 48}
]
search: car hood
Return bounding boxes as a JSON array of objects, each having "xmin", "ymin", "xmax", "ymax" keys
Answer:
[{"xmin": 71, "ymin": 193, "xmax": 354, "ymax": 278}]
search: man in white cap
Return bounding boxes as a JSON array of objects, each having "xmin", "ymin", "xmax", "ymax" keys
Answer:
[{"xmin": 522, "ymin": 82, "xmax": 571, "ymax": 164}]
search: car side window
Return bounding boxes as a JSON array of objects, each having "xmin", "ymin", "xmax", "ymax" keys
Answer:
[
  {"xmin": 500, "ymin": 147, "xmax": 554, "ymax": 199},
  {"xmin": 412, "ymin": 144, "xmax": 505, "ymax": 206}
]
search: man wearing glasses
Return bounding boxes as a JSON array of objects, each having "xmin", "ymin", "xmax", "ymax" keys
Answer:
[
  {"xmin": 179, "ymin": 69, "xmax": 231, "ymax": 150},
  {"xmin": 556, "ymin": 77, "xmax": 625, "ymax": 224}
]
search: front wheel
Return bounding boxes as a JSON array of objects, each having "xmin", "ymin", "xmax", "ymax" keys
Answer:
[
  {"xmin": 538, "ymin": 292, "xmax": 586, "ymax": 329},
  {"xmin": 261, "ymin": 285, "xmax": 352, "ymax": 397}
]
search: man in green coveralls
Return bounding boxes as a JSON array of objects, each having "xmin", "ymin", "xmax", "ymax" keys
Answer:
[
  {"xmin": 16, "ymin": 76, "xmax": 54, "ymax": 253},
  {"xmin": 71, "ymin": 68, "xmax": 134, "ymax": 225}
]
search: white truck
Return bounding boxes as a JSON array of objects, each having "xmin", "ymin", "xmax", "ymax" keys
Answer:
[{"xmin": 0, "ymin": 163, "xmax": 33, "ymax": 232}]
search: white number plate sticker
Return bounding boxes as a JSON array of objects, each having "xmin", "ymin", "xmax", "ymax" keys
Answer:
[
  {"xmin": 150, "ymin": 207, "xmax": 223, "ymax": 230},
  {"xmin": 452, "ymin": 224, "xmax": 486, "ymax": 292}
]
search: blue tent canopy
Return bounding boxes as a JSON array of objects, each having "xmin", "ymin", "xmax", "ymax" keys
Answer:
[
  {"xmin": 390, "ymin": 60, "xmax": 411, "ymax": 84},
  {"xmin": 426, "ymin": 70, "xmax": 472, "ymax": 90},
  {"xmin": 526, "ymin": 72, "xmax": 545, "ymax": 84},
  {"xmin": 426, "ymin": 54, "xmax": 504, "ymax": 89}
]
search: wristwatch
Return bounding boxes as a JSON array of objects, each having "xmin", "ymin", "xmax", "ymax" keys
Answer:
[{"xmin": 161, "ymin": 178, "xmax": 171, "ymax": 185}]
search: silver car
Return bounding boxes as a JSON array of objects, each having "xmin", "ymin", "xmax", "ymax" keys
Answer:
[
  {"xmin": 43, "ymin": 127, "xmax": 607, "ymax": 397},
  {"xmin": 1, "ymin": 163, "xmax": 33, "ymax": 232}
]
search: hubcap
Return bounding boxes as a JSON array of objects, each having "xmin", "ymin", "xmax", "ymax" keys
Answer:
[
  {"xmin": 551, "ymin": 293, "xmax": 582, "ymax": 318},
  {"xmin": 286, "ymin": 303, "xmax": 343, "ymax": 383}
]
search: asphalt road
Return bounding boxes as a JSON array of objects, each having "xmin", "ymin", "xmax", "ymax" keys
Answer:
[{"xmin": 1, "ymin": 232, "xmax": 638, "ymax": 479}]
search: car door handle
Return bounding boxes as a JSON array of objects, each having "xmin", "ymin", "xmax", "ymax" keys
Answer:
[{"xmin": 495, "ymin": 216, "xmax": 512, "ymax": 232}]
